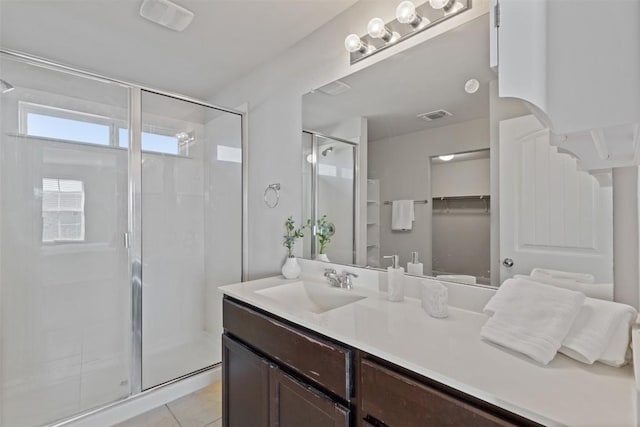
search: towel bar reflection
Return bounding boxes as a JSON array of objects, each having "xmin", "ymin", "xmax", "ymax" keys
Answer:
[
  {"xmin": 382, "ymin": 200, "xmax": 428, "ymax": 205},
  {"xmin": 264, "ymin": 183, "xmax": 280, "ymax": 208}
]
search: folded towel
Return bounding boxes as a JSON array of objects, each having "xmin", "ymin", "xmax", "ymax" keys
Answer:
[
  {"xmin": 436, "ymin": 275, "xmax": 477, "ymax": 285},
  {"xmin": 482, "ymin": 278, "xmax": 585, "ymax": 365},
  {"xmin": 559, "ymin": 298, "xmax": 637, "ymax": 364},
  {"xmin": 391, "ymin": 200, "xmax": 414, "ymax": 231},
  {"xmin": 514, "ymin": 274, "xmax": 613, "ymax": 301},
  {"xmin": 599, "ymin": 315, "xmax": 636, "ymax": 367},
  {"xmin": 530, "ymin": 268, "xmax": 595, "ymax": 284}
]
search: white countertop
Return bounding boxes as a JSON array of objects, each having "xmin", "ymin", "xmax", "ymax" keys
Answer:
[{"xmin": 220, "ymin": 272, "xmax": 638, "ymax": 427}]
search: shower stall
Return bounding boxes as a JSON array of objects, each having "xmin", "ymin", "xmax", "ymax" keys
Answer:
[
  {"xmin": 302, "ymin": 131, "xmax": 357, "ymax": 265},
  {"xmin": 0, "ymin": 51, "xmax": 245, "ymax": 427}
]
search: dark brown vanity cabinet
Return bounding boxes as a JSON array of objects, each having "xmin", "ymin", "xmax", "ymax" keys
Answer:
[
  {"xmin": 359, "ymin": 359, "xmax": 526, "ymax": 427},
  {"xmin": 222, "ymin": 296, "xmax": 538, "ymax": 427},
  {"xmin": 222, "ymin": 335, "xmax": 270, "ymax": 427},
  {"xmin": 222, "ymin": 297, "xmax": 352, "ymax": 427}
]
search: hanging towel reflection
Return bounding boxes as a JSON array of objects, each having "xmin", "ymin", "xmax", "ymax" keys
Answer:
[{"xmin": 391, "ymin": 200, "xmax": 414, "ymax": 231}]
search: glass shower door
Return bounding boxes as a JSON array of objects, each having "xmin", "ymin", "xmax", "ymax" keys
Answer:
[
  {"xmin": 0, "ymin": 55, "xmax": 131, "ymax": 426},
  {"xmin": 140, "ymin": 90, "xmax": 242, "ymax": 389},
  {"xmin": 316, "ymin": 135, "xmax": 356, "ymax": 265}
]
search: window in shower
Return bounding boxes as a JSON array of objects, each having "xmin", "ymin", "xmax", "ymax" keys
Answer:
[
  {"xmin": 23, "ymin": 104, "xmax": 111, "ymax": 146},
  {"xmin": 117, "ymin": 128, "xmax": 183, "ymax": 155},
  {"xmin": 20, "ymin": 102, "xmax": 186, "ymax": 155},
  {"xmin": 41, "ymin": 178, "xmax": 85, "ymax": 243}
]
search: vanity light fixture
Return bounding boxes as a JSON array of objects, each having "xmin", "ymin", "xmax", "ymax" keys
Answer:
[
  {"xmin": 344, "ymin": 34, "xmax": 370, "ymax": 54},
  {"xmin": 367, "ymin": 18, "xmax": 397, "ymax": 43},
  {"xmin": 444, "ymin": 2, "xmax": 465, "ymax": 15},
  {"xmin": 439, "ymin": 154, "xmax": 455, "ymax": 161},
  {"xmin": 428, "ymin": 0, "xmax": 453, "ymax": 10},
  {"xmin": 396, "ymin": 1, "xmax": 427, "ymax": 27},
  {"xmin": 345, "ymin": 0, "xmax": 469, "ymax": 64}
]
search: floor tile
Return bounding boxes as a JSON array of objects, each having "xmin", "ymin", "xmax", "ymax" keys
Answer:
[
  {"xmin": 167, "ymin": 383, "xmax": 222, "ymax": 427},
  {"xmin": 114, "ymin": 405, "xmax": 180, "ymax": 427},
  {"xmin": 206, "ymin": 418, "xmax": 222, "ymax": 427}
]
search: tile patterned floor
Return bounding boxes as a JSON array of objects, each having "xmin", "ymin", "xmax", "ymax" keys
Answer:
[{"xmin": 115, "ymin": 382, "xmax": 222, "ymax": 427}]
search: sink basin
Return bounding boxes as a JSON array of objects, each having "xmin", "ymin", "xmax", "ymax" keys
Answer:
[{"xmin": 255, "ymin": 280, "xmax": 366, "ymax": 314}]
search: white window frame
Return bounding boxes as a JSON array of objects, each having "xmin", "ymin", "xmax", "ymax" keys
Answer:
[
  {"xmin": 41, "ymin": 178, "xmax": 86, "ymax": 244},
  {"xmin": 19, "ymin": 102, "xmax": 189, "ymax": 157}
]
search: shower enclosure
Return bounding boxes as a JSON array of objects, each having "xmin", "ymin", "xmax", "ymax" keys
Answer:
[
  {"xmin": 302, "ymin": 131, "xmax": 357, "ymax": 265},
  {"xmin": 0, "ymin": 51, "xmax": 245, "ymax": 427}
]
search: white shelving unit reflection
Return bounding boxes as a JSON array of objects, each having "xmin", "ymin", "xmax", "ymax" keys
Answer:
[{"xmin": 366, "ymin": 179, "xmax": 380, "ymax": 267}]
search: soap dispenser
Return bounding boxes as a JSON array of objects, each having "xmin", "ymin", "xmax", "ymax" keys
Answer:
[
  {"xmin": 407, "ymin": 251, "xmax": 424, "ymax": 276},
  {"xmin": 383, "ymin": 255, "xmax": 405, "ymax": 302}
]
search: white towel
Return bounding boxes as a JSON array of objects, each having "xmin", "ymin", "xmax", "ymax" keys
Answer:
[
  {"xmin": 599, "ymin": 316, "xmax": 636, "ymax": 367},
  {"xmin": 513, "ymin": 274, "xmax": 613, "ymax": 301},
  {"xmin": 559, "ymin": 298, "xmax": 637, "ymax": 364},
  {"xmin": 436, "ymin": 275, "xmax": 477, "ymax": 285},
  {"xmin": 391, "ymin": 200, "xmax": 414, "ymax": 231},
  {"xmin": 530, "ymin": 268, "xmax": 595, "ymax": 284},
  {"xmin": 482, "ymin": 278, "xmax": 585, "ymax": 365}
]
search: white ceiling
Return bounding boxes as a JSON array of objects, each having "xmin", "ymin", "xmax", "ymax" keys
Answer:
[
  {"xmin": 303, "ymin": 15, "xmax": 494, "ymax": 142},
  {"xmin": 0, "ymin": 0, "xmax": 358, "ymax": 98}
]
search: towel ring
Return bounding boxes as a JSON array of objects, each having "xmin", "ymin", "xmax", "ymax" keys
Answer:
[{"xmin": 264, "ymin": 183, "xmax": 280, "ymax": 208}]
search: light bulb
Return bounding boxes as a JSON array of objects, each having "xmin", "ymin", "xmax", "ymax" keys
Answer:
[
  {"xmin": 367, "ymin": 17, "xmax": 388, "ymax": 39},
  {"xmin": 429, "ymin": 0, "xmax": 454, "ymax": 9},
  {"xmin": 344, "ymin": 34, "xmax": 365, "ymax": 53},
  {"xmin": 439, "ymin": 154, "xmax": 455, "ymax": 161},
  {"xmin": 396, "ymin": 1, "xmax": 423, "ymax": 26},
  {"xmin": 464, "ymin": 78, "xmax": 480, "ymax": 94}
]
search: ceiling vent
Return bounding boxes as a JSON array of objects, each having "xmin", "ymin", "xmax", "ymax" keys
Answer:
[
  {"xmin": 316, "ymin": 80, "xmax": 351, "ymax": 96},
  {"xmin": 140, "ymin": 0, "xmax": 194, "ymax": 32},
  {"xmin": 417, "ymin": 109, "xmax": 453, "ymax": 121}
]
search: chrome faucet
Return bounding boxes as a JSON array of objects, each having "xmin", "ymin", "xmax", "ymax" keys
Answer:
[{"xmin": 324, "ymin": 268, "xmax": 358, "ymax": 289}]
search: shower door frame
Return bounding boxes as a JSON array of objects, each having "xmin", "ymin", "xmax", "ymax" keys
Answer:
[
  {"xmin": 303, "ymin": 130, "xmax": 359, "ymax": 265},
  {"xmin": 0, "ymin": 48, "xmax": 248, "ymax": 419}
]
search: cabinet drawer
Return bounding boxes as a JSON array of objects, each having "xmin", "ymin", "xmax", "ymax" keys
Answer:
[
  {"xmin": 223, "ymin": 297, "xmax": 352, "ymax": 401},
  {"xmin": 361, "ymin": 359, "xmax": 519, "ymax": 427}
]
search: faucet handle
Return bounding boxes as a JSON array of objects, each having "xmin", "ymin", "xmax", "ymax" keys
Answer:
[
  {"xmin": 341, "ymin": 270, "xmax": 358, "ymax": 289},
  {"xmin": 324, "ymin": 268, "xmax": 337, "ymax": 277}
]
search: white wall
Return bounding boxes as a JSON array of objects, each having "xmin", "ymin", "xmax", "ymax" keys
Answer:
[
  {"xmin": 368, "ymin": 119, "xmax": 490, "ymax": 270},
  {"xmin": 431, "ymin": 158, "xmax": 490, "ymax": 198},
  {"xmin": 613, "ymin": 167, "xmax": 640, "ymax": 307},
  {"xmin": 209, "ymin": 0, "xmax": 490, "ymax": 280}
]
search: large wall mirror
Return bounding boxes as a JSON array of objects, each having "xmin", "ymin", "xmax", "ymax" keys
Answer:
[{"xmin": 302, "ymin": 14, "xmax": 613, "ymax": 289}]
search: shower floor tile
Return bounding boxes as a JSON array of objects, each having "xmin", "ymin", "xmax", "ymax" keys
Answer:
[{"xmin": 115, "ymin": 381, "xmax": 222, "ymax": 427}]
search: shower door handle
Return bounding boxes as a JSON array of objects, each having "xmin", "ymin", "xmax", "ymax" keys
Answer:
[{"xmin": 124, "ymin": 232, "xmax": 130, "ymax": 249}]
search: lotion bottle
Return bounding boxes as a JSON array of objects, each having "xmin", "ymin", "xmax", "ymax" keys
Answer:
[
  {"xmin": 383, "ymin": 255, "xmax": 405, "ymax": 302},
  {"xmin": 407, "ymin": 251, "xmax": 424, "ymax": 276}
]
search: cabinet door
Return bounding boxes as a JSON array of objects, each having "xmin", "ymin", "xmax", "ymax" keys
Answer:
[
  {"xmin": 361, "ymin": 360, "xmax": 523, "ymax": 427},
  {"xmin": 222, "ymin": 334, "xmax": 271, "ymax": 427},
  {"xmin": 270, "ymin": 368, "xmax": 350, "ymax": 427}
]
